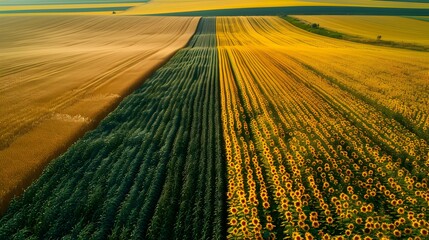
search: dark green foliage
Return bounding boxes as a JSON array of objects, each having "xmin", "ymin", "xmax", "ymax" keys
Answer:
[{"xmin": 0, "ymin": 17, "xmax": 225, "ymax": 240}]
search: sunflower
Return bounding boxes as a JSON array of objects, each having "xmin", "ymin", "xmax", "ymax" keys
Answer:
[
  {"xmin": 230, "ymin": 207, "xmax": 238, "ymax": 215},
  {"xmin": 356, "ymin": 218, "xmax": 363, "ymax": 225},
  {"xmin": 345, "ymin": 229, "xmax": 352, "ymax": 236},
  {"xmin": 266, "ymin": 222, "xmax": 275, "ymax": 231},
  {"xmin": 352, "ymin": 235, "xmax": 361, "ymax": 240},
  {"xmin": 263, "ymin": 201, "xmax": 270, "ymax": 209},
  {"xmin": 243, "ymin": 207, "xmax": 250, "ymax": 215},
  {"xmin": 393, "ymin": 229, "xmax": 401, "ymax": 237},
  {"xmin": 252, "ymin": 217, "xmax": 260, "ymax": 226},
  {"xmin": 322, "ymin": 233, "xmax": 330, "ymax": 240},
  {"xmin": 312, "ymin": 221, "xmax": 320, "ymax": 228},
  {"xmin": 305, "ymin": 232, "xmax": 314, "ymax": 240}
]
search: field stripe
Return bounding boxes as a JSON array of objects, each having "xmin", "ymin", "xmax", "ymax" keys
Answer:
[
  {"xmin": 0, "ymin": 16, "xmax": 200, "ymax": 216},
  {"xmin": 0, "ymin": 17, "xmax": 225, "ymax": 239},
  {"xmin": 0, "ymin": 6, "xmax": 130, "ymax": 13},
  {"xmin": 217, "ymin": 16, "xmax": 429, "ymax": 239},
  {"xmin": 145, "ymin": 6, "xmax": 429, "ymax": 16}
]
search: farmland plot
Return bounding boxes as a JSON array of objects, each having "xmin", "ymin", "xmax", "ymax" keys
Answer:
[
  {"xmin": 0, "ymin": 0, "xmax": 148, "ymax": 15},
  {"xmin": 0, "ymin": 16, "xmax": 199, "ymax": 213},
  {"xmin": 294, "ymin": 16, "xmax": 429, "ymax": 47},
  {"xmin": 0, "ymin": 17, "xmax": 225, "ymax": 240},
  {"xmin": 125, "ymin": 0, "xmax": 429, "ymax": 15},
  {"xmin": 1, "ymin": 14, "xmax": 428, "ymax": 240},
  {"xmin": 217, "ymin": 16, "xmax": 429, "ymax": 239}
]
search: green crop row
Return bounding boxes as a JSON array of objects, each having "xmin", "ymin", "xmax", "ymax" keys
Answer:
[{"xmin": 0, "ymin": 17, "xmax": 225, "ymax": 240}]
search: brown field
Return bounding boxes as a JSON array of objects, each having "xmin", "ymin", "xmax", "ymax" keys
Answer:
[{"xmin": 0, "ymin": 15, "xmax": 199, "ymax": 212}]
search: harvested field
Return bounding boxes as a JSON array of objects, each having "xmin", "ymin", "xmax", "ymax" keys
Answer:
[
  {"xmin": 0, "ymin": 2, "xmax": 143, "ymax": 15},
  {"xmin": 0, "ymin": 15, "xmax": 199, "ymax": 213},
  {"xmin": 0, "ymin": 0, "xmax": 146, "ymax": 4},
  {"xmin": 0, "ymin": 7, "xmax": 132, "ymax": 14}
]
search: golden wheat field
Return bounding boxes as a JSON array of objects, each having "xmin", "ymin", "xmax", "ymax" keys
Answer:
[
  {"xmin": 294, "ymin": 15, "xmax": 429, "ymax": 47},
  {"xmin": 0, "ymin": 15, "xmax": 199, "ymax": 211},
  {"xmin": 217, "ymin": 16, "xmax": 429, "ymax": 239}
]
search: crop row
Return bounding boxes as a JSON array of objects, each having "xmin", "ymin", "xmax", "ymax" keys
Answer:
[
  {"xmin": 0, "ymin": 16, "xmax": 428, "ymax": 240},
  {"xmin": 280, "ymin": 18, "xmax": 429, "ymax": 140},
  {"xmin": 217, "ymin": 17, "xmax": 429, "ymax": 239},
  {"xmin": 0, "ymin": 17, "xmax": 225, "ymax": 240}
]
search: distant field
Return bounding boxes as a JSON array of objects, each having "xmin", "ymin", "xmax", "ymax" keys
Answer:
[
  {"xmin": 294, "ymin": 15, "xmax": 429, "ymax": 47},
  {"xmin": 0, "ymin": 0, "xmax": 147, "ymax": 5},
  {"xmin": 0, "ymin": 15, "xmax": 199, "ymax": 213},
  {"xmin": 147, "ymin": 6, "xmax": 429, "ymax": 16},
  {"xmin": 123, "ymin": 0, "xmax": 335, "ymax": 15},
  {"xmin": 1, "ymin": 0, "xmax": 429, "ymax": 15},
  {"xmin": 0, "ymin": 1, "xmax": 144, "ymax": 15},
  {"xmin": 409, "ymin": 15, "xmax": 429, "ymax": 21},
  {"xmin": 0, "ymin": 6, "xmax": 130, "ymax": 13},
  {"xmin": 124, "ymin": 0, "xmax": 429, "ymax": 15},
  {"xmin": 378, "ymin": 0, "xmax": 429, "ymax": 2}
]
